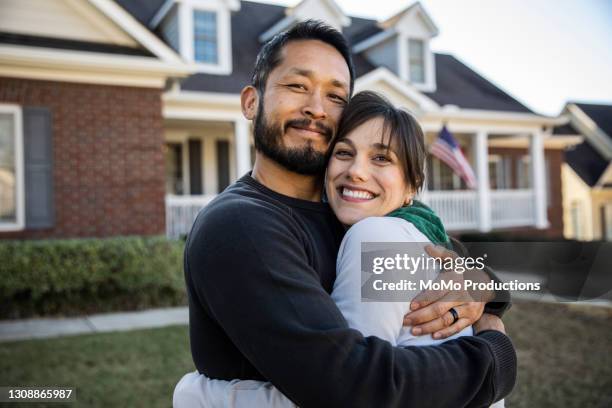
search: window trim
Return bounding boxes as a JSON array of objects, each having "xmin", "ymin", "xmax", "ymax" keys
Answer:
[
  {"xmin": 0, "ymin": 104, "xmax": 25, "ymax": 231},
  {"xmin": 398, "ymin": 34, "xmax": 436, "ymax": 92},
  {"xmin": 178, "ymin": 1, "xmax": 232, "ymax": 74}
]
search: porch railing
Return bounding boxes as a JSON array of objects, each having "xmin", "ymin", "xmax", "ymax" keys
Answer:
[
  {"xmin": 490, "ymin": 189, "xmax": 535, "ymax": 228},
  {"xmin": 422, "ymin": 190, "xmax": 479, "ymax": 231},
  {"xmin": 165, "ymin": 195, "xmax": 216, "ymax": 239},
  {"xmin": 166, "ymin": 189, "xmax": 537, "ymax": 238}
]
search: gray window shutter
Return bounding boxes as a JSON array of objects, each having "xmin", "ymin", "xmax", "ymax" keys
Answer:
[
  {"xmin": 188, "ymin": 139, "xmax": 202, "ymax": 195},
  {"xmin": 24, "ymin": 107, "xmax": 54, "ymax": 229}
]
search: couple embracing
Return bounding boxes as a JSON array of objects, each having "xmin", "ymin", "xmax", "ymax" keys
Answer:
[{"xmin": 174, "ymin": 20, "xmax": 516, "ymax": 408}]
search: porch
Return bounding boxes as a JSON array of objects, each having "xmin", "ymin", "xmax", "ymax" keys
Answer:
[{"xmin": 162, "ymin": 92, "xmax": 551, "ymax": 238}]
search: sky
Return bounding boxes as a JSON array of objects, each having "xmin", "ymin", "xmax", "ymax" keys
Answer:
[{"xmin": 257, "ymin": 0, "xmax": 612, "ymax": 116}]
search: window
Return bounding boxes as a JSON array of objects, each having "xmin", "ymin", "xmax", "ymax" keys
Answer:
[
  {"xmin": 602, "ymin": 204, "xmax": 612, "ymax": 241},
  {"xmin": 164, "ymin": 143, "xmax": 184, "ymax": 195},
  {"xmin": 427, "ymin": 156, "xmax": 466, "ymax": 190},
  {"xmin": 517, "ymin": 156, "xmax": 531, "ymax": 189},
  {"xmin": 488, "ymin": 155, "xmax": 512, "ymax": 190},
  {"xmin": 408, "ymin": 39, "xmax": 425, "ymax": 84},
  {"xmin": 570, "ymin": 201, "xmax": 583, "ymax": 240},
  {"xmin": 0, "ymin": 105, "xmax": 24, "ymax": 230},
  {"xmin": 193, "ymin": 10, "xmax": 218, "ymax": 64}
]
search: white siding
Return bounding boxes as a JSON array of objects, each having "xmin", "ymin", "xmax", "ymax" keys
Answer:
[
  {"xmin": 160, "ymin": 6, "xmax": 180, "ymax": 53},
  {"xmin": 364, "ymin": 36, "xmax": 399, "ymax": 76},
  {"xmin": 0, "ymin": 0, "xmax": 138, "ymax": 46}
]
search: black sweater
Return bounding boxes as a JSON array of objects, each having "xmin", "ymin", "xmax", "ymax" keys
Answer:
[{"xmin": 185, "ymin": 174, "xmax": 516, "ymax": 407}]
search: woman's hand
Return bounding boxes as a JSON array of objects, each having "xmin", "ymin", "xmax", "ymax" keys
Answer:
[{"xmin": 402, "ymin": 245, "xmax": 492, "ymax": 339}]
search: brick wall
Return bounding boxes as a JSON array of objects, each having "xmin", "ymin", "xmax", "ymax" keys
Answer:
[
  {"xmin": 0, "ymin": 77, "xmax": 166, "ymax": 239},
  {"xmin": 489, "ymin": 147, "xmax": 565, "ymax": 238}
]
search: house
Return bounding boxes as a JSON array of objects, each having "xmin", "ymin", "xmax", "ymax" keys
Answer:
[
  {"xmin": 0, "ymin": 0, "xmax": 579, "ymax": 241},
  {"xmin": 554, "ymin": 102, "xmax": 612, "ymax": 241}
]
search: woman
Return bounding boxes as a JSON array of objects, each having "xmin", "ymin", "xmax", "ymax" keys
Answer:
[{"xmin": 174, "ymin": 91, "xmax": 504, "ymax": 408}]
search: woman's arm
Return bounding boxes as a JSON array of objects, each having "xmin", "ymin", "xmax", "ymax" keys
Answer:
[{"xmin": 331, "ymin": 216, "xmax": 471, "ymax": 346}]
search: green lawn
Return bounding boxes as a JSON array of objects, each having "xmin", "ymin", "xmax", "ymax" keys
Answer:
[{"xmin": 1, "ymin": 301, "xmax": 611, "ymax": 407}]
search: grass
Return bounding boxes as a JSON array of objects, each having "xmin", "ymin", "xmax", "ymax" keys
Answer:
[
  {"xmin": 0, "ymin": 325, "xmax": 193, "ymax": 407},
  {"xmin": 0, "ymin": 301, "xmax": 611, "ymax": 407}
]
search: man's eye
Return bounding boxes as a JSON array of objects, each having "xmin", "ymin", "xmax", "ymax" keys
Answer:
[
  {"xmin": 287, "ymin": 84, "xmax": 306, "ymax": 90},
  {"xmin": 329, "ymin": 94, "xmax": 347, "ymax": 104}
]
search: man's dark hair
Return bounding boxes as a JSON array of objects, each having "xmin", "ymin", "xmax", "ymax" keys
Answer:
[
  {"xmin": 251, "ymin": 20, "xmax": 355, "ymax": 96},
  {"xmin": 326, "ymin": 91, "xmax": 426, "ymax": 193}
]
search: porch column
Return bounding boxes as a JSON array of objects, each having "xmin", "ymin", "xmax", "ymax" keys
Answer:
[
  {"xmin": 475, "ymin": 130, "xmax": 491, "ymax": 232},
  {"xmin": 234, "ymin": 118, "xmax": 252, "ymax": 177},
  {"xmin": 530, "ymin": 129, "xmax": 548, "ymax": 228}
]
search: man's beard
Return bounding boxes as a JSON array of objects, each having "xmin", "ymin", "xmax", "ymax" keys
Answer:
[{"xmin": 253, "ymin": 102, "xmax": 332, "ymax": 176}]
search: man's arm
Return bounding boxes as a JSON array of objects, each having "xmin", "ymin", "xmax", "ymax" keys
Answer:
[{"xmin": 187, "ymin": 202, "xmax": 516, "ymax": 407}]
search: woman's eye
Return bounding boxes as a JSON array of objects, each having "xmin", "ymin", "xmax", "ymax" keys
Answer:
[
  {"xmin": 373, "ymin": 155, "xmax": 391, "ymax": 163},
  {"xmin": 334, "ymin": 150, "xmax": 352, "ymax": 158}
]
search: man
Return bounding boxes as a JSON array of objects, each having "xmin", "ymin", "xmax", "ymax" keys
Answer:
[{"xmin": 183, "ymin": 21, "xmax": 515, "ymax": 407}]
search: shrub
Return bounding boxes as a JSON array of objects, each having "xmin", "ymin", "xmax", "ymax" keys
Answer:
[{"xmin": 0, "ymin": 236, "xmax": 186, "ymax": 319}]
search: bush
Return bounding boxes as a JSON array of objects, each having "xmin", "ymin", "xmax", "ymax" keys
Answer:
[{"xmin": 0, "ymin": 236, "xmax": 186, "ymax": 319}]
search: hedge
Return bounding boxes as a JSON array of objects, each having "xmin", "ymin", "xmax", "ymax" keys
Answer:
[{"xmin": 0, "ymin": 236, "xmax": 186, "ymax": 319}]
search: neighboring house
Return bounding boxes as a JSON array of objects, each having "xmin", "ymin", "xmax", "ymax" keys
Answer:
[
  {"xmin": 554, "ymin": 102, "xmax": 612, "ymax": 241},
  {"xmin": 0, "ymin": 0, "xmax": 579, "ymax": 240}
]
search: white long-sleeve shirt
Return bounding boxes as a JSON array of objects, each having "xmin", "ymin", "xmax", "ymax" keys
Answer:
[{"xmin": 332, "ymin": 216, "xmax": 473, "ymax": 346}]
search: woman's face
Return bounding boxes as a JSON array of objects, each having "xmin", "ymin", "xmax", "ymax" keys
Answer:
[{"xmin": 326, "ymin": 117, "xmax": 414, "ymax": 226}]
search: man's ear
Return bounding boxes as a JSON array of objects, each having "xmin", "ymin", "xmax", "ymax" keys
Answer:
[{"xmin": 241, "ymin": 86, "xmax": 259, "ymax": 120}]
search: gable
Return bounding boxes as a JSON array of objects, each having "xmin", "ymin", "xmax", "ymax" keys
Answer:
[
  {"xmin": 355, "ymin": 68, "xmax": 438, "ymax": 112},
  {"xmin": 395, "ymin": 8, "xmax": 435, "ymax": 38},
  {"xmin": 289, "ymin": 0, "xmax": 349, "ymax": 30},
  {"xmin": 0, "ymin": 0, "xmax": 138, "ymax": 47},
  {"xmin": 380, "ymin": 2, "xmax": 438, "ymax": 37}
]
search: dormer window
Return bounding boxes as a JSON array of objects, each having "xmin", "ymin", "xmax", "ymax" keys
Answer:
[
  {"xmin": 150, "ymin": 0, "xmax": 239, "ymax": 75},
  {"xmin": 354, "ymin": 2, "xmax": 438, "ymax": 92},
  {"xmin": 408, "ymin": 39, "xmax": 425, "ymax": 84},
  {"xmin": 193, "ymin": 10, "xmax": 218, "ymax": 64}
]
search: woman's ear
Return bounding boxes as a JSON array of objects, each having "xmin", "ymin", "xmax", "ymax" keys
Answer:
[
  {"xmin": 241, "ymin": 86, "xmax": 259, "ymax": 120},
  {"xmin": 404, "ymin": 191, "xmax": 415, "ymax": 206}
]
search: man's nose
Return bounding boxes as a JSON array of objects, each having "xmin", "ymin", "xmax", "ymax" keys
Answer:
[{"xmin": 302, "ymin": 91, "xmax": 327, "ymax": 120}]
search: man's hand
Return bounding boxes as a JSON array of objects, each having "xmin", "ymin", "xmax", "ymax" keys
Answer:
[
  {"xmin": 473, "ymin": 313, "xmax": 506, "ymax": 335},
  {"xmin": 402, "ymin": 244, "xmax": 491, "ymax": 340}
]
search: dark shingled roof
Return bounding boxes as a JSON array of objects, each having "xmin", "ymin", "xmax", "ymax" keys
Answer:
[
  {"xmin": 0, "ymin": 31, "xmax": 152, "ymax": 56},
  {"xmin": 343, "ymin": 16, "xmax": 382, "ymax": 45},
  {"xmin": 553, "ymin": 122, "xmax": 580, "ymax": 135},
  {"xmin": 574, "ymin": 102, "xmax": 612, "ymax": 140},
  {"xmin": 111, "ymin": 0, "xmax": 536, "ymax": 113},
  {"xmin": 565, "ymin": 142, "xmax": 609, "ymax": 187},
  {"xmin": 114, "ymin": 0, "xmax": 166, "ymax": 26},
  {"xmin": 424, "ymin": 54, "xmax": 532, "ymax": 113}
]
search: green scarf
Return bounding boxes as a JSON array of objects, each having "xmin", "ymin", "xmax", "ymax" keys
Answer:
[{"xmin": 387, "ymin": 200, "xmax": 452, "ymax": 249}]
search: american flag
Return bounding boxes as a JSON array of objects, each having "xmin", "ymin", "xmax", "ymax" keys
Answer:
[{"xmin": 429, "ymin": 126, "xmax": 477, "ymax": 189}]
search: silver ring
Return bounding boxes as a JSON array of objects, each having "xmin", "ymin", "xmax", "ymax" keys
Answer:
[{"xmin": 449, "ymin": 307, "xmax": 459, "ymax": 325}]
